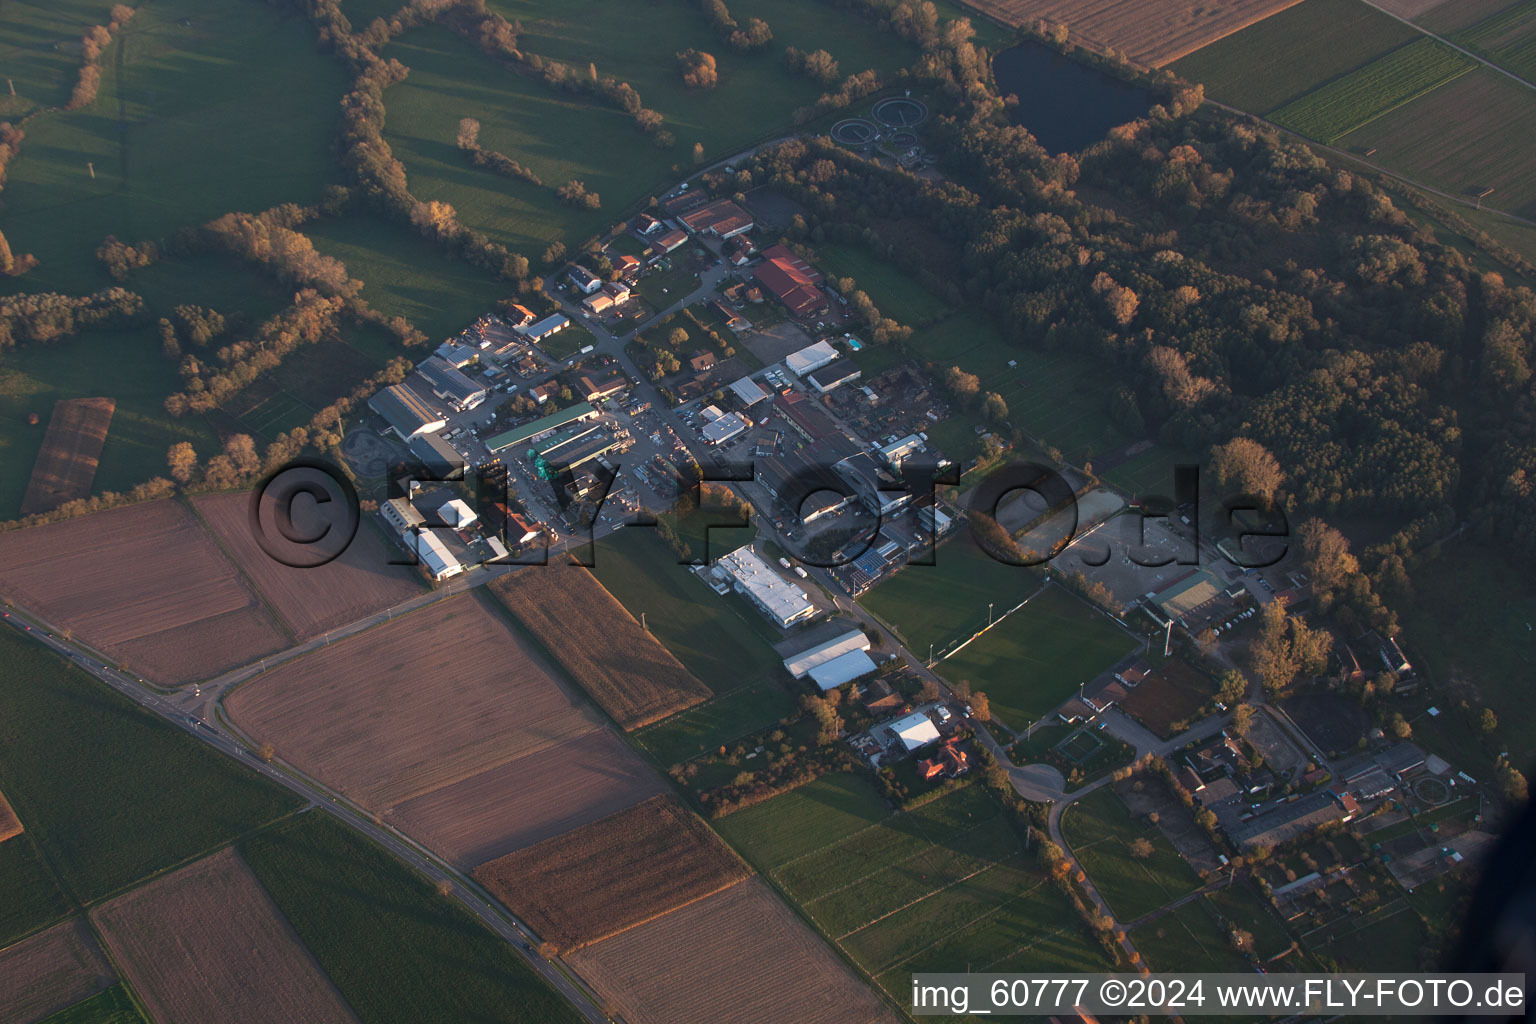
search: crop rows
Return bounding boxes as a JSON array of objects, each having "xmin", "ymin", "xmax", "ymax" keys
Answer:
[{"xmin": 1270, "ymin": 38, "xmax": 1477, "ymax": 142}]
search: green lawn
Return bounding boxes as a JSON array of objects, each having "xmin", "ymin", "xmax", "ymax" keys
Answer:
[
  {"xmin": 241, "ymin": 812, "xmax": 584, "ymax": 1024},
  {"xmin": 0, "ymin": 326, "xmax": 218, "ymax": 519},
  {"xmin": 0, "ymin": 0, "xmax": 347, "ymax": 296},
  {"xmin": 590, "ymin": 528, "xmax": 784, "ymax": 689},
  {"xmin": 1169, "ymin": 0, "xmax": 1421, "ymax": 114},
  {"xmin": 1269, "ymin": 37, "xmax": 1477, "ymax": 143},
  {"xmin": 35, "ymin": 986, "xmax": 148, "ymax": 1024},
  {"xmin": 0, "ymin": 832, "xmax": 71, "ymax": 947},
  {"xmin": 812, "ymin": 243, "xmax": 951, "ymax": 324},
  {"xmin": 713, "ymin": 772, "xmax": 891, "ymax": 868},
  {"xmin": 0, "ymin": 0, "xmax": 132, "ymax": 119},
  {"xmin": 636, "ymin": 679, "xmax": 797, "ymax": 766},
  {"xmin": 860, "ymin": 533, "xmax": 1043, "ymax": 656},
  {"xmin": 1061, "ymin": 786, "xmax": 1203, "ymax": 922},
  {"xmin": 938, "ymin": 585, "xmax": 1137, "ymax": 727},
  {"xmin": 304, "ymin": 215, "xmax": 514, "ymax": 344},
  {"xmin": 0, "ymin": 628, "xmax": 301, "ymax": 905},
  {"xmin": 1318, "ymin": 904, "xmax": 1428, "ymax": 972}
]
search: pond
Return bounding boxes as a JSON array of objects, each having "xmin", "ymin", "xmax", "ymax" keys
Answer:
[{"xmin": 992, "ymin": 41, "xmax": 1153, "ymax": 155}]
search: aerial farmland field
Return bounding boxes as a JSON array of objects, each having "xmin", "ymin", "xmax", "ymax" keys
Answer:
[
  {"xmin": 568, "ymin": 877, "xmax": 900, "ymax": 1024},
  {"xmin": 30, "ymin": 986, "xmax": 148, "ymax": 1024},
  {"xmin": 1269, "ymin": 37, "xmax": 1477, "ymax": 142},
  {"xmin": 1337, "ymin": 68, "xmax": 1536, "ymax": 217},
  {"xmin": 1061, "ymin": 785, "xmax": 1204, "ymax": 920},
  {"xmin": 91, "ymin": 848, "xmax": 359, "ymax": 1024},
  {"xmin": 1415, "ymin": 0, "xmax": 1522, "ymax": 34},
  {"xmin": 0, "ymin": 919, "xmax": 115, "ymax": 1024},
  {"xmin": 193, "ymin": 493, "xmax": 422, "ymax": 641},
  {"xmin": 489, "ymin": 566, "xmax": 712, "ymax": 730},
  {"xmin": 473, "ymin": 795, "xmax": 752, "ymax": 950},
  {"xmin": 225, "ymin": 592, "xmax": 602, "ymax": 809},
  {"xmin": 0, "ymin": 627, "xmax": 300, "ymax": 904},
  {"xmin": 1454, "ymin": 0, "xmax": 1536, "ymax": 82},
  {"xmin": 1169, "ymin": 0, "xmax": 1422, "ymax": 113},
  {"xmin": 955, "ymin": 0, "xmax": 1308, "ymax": 66},
  {"xmin": 0, "ymin": 499, "xmax": 286, "ymax": 683},
  {"xmin": 20, "ymin": 398, "xmax": 115, "ymax": 515},
  {"xmin": 0, "ymin": 788, "xmax": 21, "ymax": 843}
]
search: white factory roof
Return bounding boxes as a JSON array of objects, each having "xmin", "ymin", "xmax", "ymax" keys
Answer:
[
  {"xmin": 784, "ymin": 628, "xmax": 871, "ymax": 678},
  {"xmin": 438, "ymin": 498, "xmax": 478, "ymax": 529},
  {"xmin": 729, "ymin": 376, "xmax": 770, "ymax": 406},
  {"xmin": 717, "ymin": 546, "xmax": 814, "ymax": 627},
  {"xmin": 702, "ymin": 412, "xmax": 749, "ymax": 445},
  {"xmin": 808, "ymin": 649, "xmax": 879, "ymax": 691},
  {"xmin": 410, "ymin": 530, "xmax": 463, "ymax": 580},
  {"xmin": 888, "ymin": 710, "xmax": 941, "ymax": 751},
  {"xmin": 784, "ymin": 340, "xmax": 838, "ymax": 378}
]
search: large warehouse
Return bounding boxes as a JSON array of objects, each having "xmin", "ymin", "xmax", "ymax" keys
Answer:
[
  {"xmin": 784, "ymin": 340, "xmax": 838, "ymax": 378},
  {"xmin": 783, "ymin": 628, "xmax": 871, "ymax": 679},
  {"xmin": 715, "ymin": 546, "xmax": 816, "ymax": 628}
]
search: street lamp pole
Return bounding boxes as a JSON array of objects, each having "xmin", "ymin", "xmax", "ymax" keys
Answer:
[{"xmin": 988, "ymin": 602, "xmax": 994, "ymax": 627}]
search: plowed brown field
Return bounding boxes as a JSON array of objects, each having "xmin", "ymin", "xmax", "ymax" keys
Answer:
[
  {"xmin": 568, "ymin": 878, "xmax": 899, "ymax": 1024},
  {"xmin": 20, "ymin": 398, "xmax": 115, "ymax": 515},
  {"xmin": 91, "ymin": 848, "xmax": 359, "ymax": 1024},
  {"xmin": 489, "ymin": 567, "xmax": 711, "ymax": 730},
  {"xmin": 388, "ymin": 729, "xmax": 666, "ymax": 868},
  {"xmin": 0, "ymin": 500, "xmax": 285, "ymax": 684},
  {"xmin": 194, "ymin": 493, "xmax": 421, "ymax": 639},
  {"xmin": 963, "ymin": 0, "xmax": 1305, "ymax": 66},
  {"xmin": 473, "ymin": 795, "xmax": 751, "ymax": 950},
  {"xmin": 0, "ymin": 919, "xmax": 114, "ymax": 1024},
  {"xmin": 0, "ymin": 789, "xmax": 21, "ymax": 843}
]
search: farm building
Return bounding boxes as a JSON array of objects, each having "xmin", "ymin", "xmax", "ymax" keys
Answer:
[
  {"xmin": 886, "ymin": 710, "xmax": 941, "ymax": 752},
  {"xmin": 784, "ymin": 340, "xmax": 838, "ymax": 378},
  {"xmin": 415, "ymin": 356, "xmax": 488, "ymax": 412},
  {"xmin": 729, "ymin": 376, "xmax": 770, "ymax": 406},
  {"xmin": 566, "ymin": 264, "xmax": 603, "ymax": 294},
  {"xmin": 755, "ymin": 246, "xmax": 828, "ymax": 318},
  {"xmin": 714, "ymin": 546, "xmax": 816, "ymax": 628},
  {"xmin": 485, "ymin": 402, "xmax": 601, "ymax": 452},
  {"xmin": 783, "ymin": 628, "xmax": 871, "ymax": 679},
  {"xmin": 807, "ymin": 649, "xmax": 879, "ymax": 691},
  {"xmin": 679, "ymin": 198, "xmax": 755, "ymax": 238},
  {"xmin": 649, "ymin": 229, "xmax": 688, "ymax": 256},
  {"xmin": 407, "ymin": 433, "xmax": 466, "ymax": 480},
  {"xmin": 806, "ymin": 359, "xmax": 862, "ymax": 394},
  {"xmin": 1225, "ymin": 790, "xmax": 1356, "ymax": 850},
  {"xmin": 369, "ymin": 384, "xmax": 448, "ymax": 441},
  {"xmin": 522, "ymin": 313, "xmax": 570, "ymax": 342},
  {"xmin": 634, "ymin": 212, "xmax": 662, "ymax": 234}
]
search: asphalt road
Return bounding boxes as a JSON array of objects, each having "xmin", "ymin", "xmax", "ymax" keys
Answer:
[{"xmin": 0, "ymin": 605, "xmax": 617, "ymax": 1024}]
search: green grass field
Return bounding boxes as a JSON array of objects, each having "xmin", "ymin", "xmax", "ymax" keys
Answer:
[
  {"xmin": 241, "ymin": 811, "xmax": 583, "ymax": 1024},
  {"xmin": 717, "ymin": 779, "xmax": 1109, "ymax": 1011},
  {"xmin": 0, "ymin": 326, "xmax": 216, "ymax": 520},
  {"xmin": 0, "ymin": 0, "xmax": 124, "ymax": 120},
  {"xmin": 0, "ymin": 628, "xmax": 301, "ymax": 905},
  {"xmin": 303, "ymin": 215, "xmax": 513, "ymax": 344},
  {"xmin": 35, "ymin": 986, "xmax": 149, "ymax": 1024},
  {"xmin": 0, "ymin": 0, "xmax": 346, "ymax": 296},
  {"xmin": 938, "ymin": 585, "xmax": 1137, "ymax": 727},
  {"xmin": 1169, "ymin": 0, "xmax": 1421, "ymax": 114},
  {"xmin": 1456, "ymin": 0, "xmax": 1536, "ymax": 80},
  {"xmin": 0, "ymin": 832, "xmax": 71, "ymax": 947},
  {"xmin": 812, "ymin": 243, "xmax": 952, "ymax": 324},
  {"xmin": 1061, "ymin": 786, "xmax": 1203, "ymax": 921},
  {"xmin": 590, "ymin": 528, "xmax": 784, "ymax": 690},
  {"xmin": 1270, "ymin": 38, "xmax": 1477, "ymax": 143},
  {"xmin": 860, "ymin": 533, "xmax": 1044, "ymax": 657},
  {"xmin": 635, "ymin": 680, "xmax": 797, "ymax": 766}
]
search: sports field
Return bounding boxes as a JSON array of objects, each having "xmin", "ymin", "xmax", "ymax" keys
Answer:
[
  {"xmin": 938, "ymin": 584, "xmax": 1138, "ymax": 727},
  {"xmin": 860, "ymin": 534, "xmax": 1045, "ymax": 658},
  {"xmin": 717, "ymin": 779, "xmax": 1112, "ymax": 1009},
  {"xmin": 1269, "ymin": 37, "xmax": 1477, "ymax": 143},
  {"xmin": 1169, "ymin": 0, "xmax": 1421, "ymax": 113},
  {"xmin": 1061, "ymin": 785, "xmax": 1203, "ymax": 921}
]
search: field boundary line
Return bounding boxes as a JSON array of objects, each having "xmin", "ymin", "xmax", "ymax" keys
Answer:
[
  {"xmin": 834, "ymin": 856, "xmax": 1010, "ymax": 942},
  {"xmin": 863, "ymin": 867, "xmax": 1050, "ymax": 975},
  {"xmin": 786, "ymin": 811, "xmax": 1002, "ymax": 905},
  {"xmin": 180, "ymin": 493, "xmax": 298, "ymax": 648}
]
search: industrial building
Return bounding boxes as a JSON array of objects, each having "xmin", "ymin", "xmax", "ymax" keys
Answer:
[
  {"xmin": 729, "ymin": 376, "xmax": 770, "ymax": 406},
  {"xmin": 784, "ymin": 340, "xmax": 838, "ymax": 378},
  {"xmin": 880, "ymin": 434, "xmax": 926, "ymax": 469},
  {"xmin": 380, "ymin": 497, "xmax": 463, "ymax": 581},
  {"xmin": 808, "ymin": 649, "xmax": 880, "ymax": 691},
  {"xmin": 701, "ymin": 410, "xmax": 750, "ymax": 445},
  {"xmin": 369, "ymin": 384, "xmax": 447, "ymax": 441},
  {"xmin": 754, "ymin": 245, "xmax": 828, "ymax": 318},
  {"xmin": 407, "ymin": 433, "xmax": 466, "ymax": 480},
  {"xmin": 415, "ymin": 356, "xmax": 488, "ymax": 412},
  {"xmin": 485, "ymin": 402, "xmax": 600, "ymax": 452},
  {"xmin": 836, "ymin": 452, "xmax": 912, "ymax": 517},
  {"xmin": 678, "ymin": 198, "xmax": 755, "ymax": 238},
  {"xmin": 783, "ymin": 628, "xmax": 871, "ymax": 679},
  {"xmin": 714, "ymin": 546, "xmax": 816, "ymax": 628},
  {"xmin": 806, "ymin": 359, "xmax": 862, "ymax": 394},
  {"xmin": 522, "ymin": 313, "xmax": 570, "ymax": 342}
]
